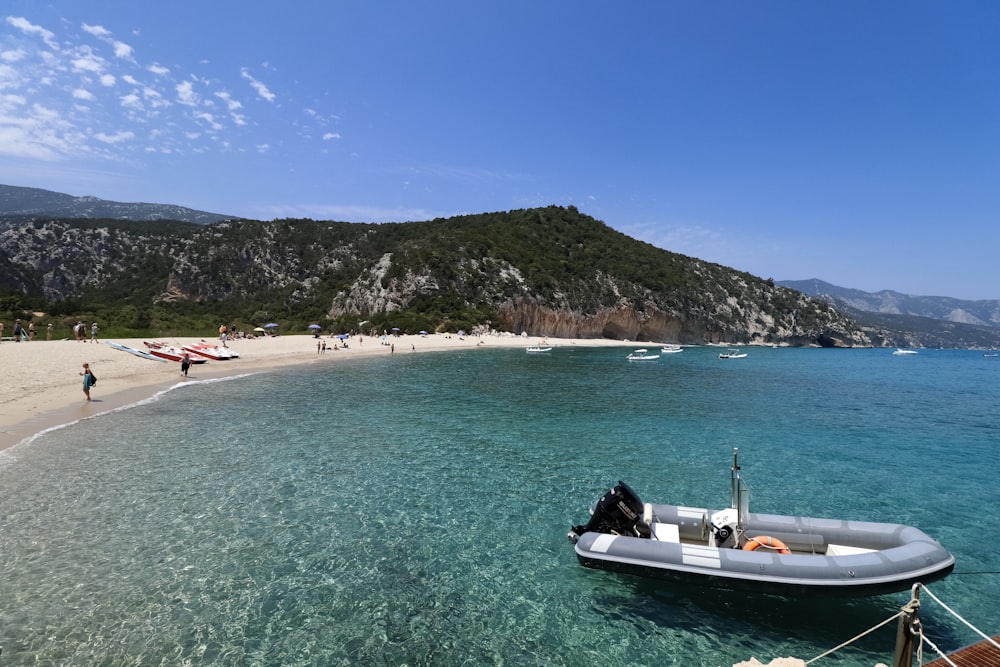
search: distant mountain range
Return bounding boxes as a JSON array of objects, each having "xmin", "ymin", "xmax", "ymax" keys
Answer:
[
  {"xmin": 778, "ymin": 279, "xmax": 1000, "ymax": 326},
  {"xmin": 0, "ymin": 184, "xmax": 233, "ymax": 224},
  {"xmin": 779, "ymin": 279, "xmax": 1000, "ymax": 349}
]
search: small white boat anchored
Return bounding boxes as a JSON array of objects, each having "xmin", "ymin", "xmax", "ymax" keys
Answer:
[
  {"xmin": 719, "ymin": 348, "xmax": 747, "ymax": 359},
  {"xmin": 526, "ymin": 346, "xmax": 552, "ymax": 353},
  {"xmin": 660, "ymin": 344, "xmax": 683, "ymax": 354},
  {"xmin": 568, "ymin": 449, "xmax": 954, "ymax": 596},
  {"xmin": 627, "ymin": 349, "xmax": 660, "ymax": 361},
  {"xmin": 893, "ymin": 348, "xmax": 918, "ymax": 355}
]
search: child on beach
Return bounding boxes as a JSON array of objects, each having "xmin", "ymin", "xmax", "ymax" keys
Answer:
[{"xmin": 80, "ymin": 363, "xmax": 96, "ymax": 401}]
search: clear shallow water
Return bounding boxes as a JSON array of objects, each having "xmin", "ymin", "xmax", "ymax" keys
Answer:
[{"xmin": 1, "ymin": 347, "xmax": 998, "ymax": 666}]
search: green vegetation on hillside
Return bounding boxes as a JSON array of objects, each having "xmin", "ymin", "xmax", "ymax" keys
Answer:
[{"xmin": 0, "ymin": 206, "xmax": 861, "ymax": 343}]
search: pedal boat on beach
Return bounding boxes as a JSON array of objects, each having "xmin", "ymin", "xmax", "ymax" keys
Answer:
[
  {"xmin": 182, "ymin": 341, "xmax": 240, "ymax": 360},
  {"xmin": 144, "ymin": 341, "xmax": 208, "ymax": 363},
  {"xmin": 568, "ymin": 449, "xmax": 955, "ymax": 597}
]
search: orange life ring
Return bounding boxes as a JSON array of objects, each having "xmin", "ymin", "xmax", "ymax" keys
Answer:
[{"xmin": 743, "ymin": 535, "xmax": 792, "ymax": 554}]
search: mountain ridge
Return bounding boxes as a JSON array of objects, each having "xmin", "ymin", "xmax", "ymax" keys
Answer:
[
  {"xmin": 778, "ymin": 279, "xmax": 1000, "ymax": 349},
  {"xmin": 0, "ymin": 184, "xmax": 233, "ymax": 224},
  {"xmin": 778, "ymin": 278, "xmax": 1000, "ymax": 326},
  {"xmin": 0, "ymin": 208, "xmax": 873, "ymax": 347},
  {"xmin": 1, "ymin": 184, "xmax": 995, "ymax": 348}
]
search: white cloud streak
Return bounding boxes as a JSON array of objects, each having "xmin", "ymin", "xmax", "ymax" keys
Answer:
[{"xmin": 241, "ymin": 68, "xmax": 275, "ymax": 102}]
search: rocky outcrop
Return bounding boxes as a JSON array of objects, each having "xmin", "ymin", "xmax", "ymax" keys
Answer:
[{"xmin": 496, "ymin": 298, "xmax": 873, "ymax": 347}]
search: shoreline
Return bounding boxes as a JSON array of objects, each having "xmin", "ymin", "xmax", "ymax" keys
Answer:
[{"xmin": 0, "ymin": 333, "xmax": 637, "ymax": 452}]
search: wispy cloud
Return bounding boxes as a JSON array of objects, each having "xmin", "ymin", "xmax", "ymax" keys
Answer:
[
  {"xmin": 95, "ymin": 130, "xmax": 135, "ymax": 144},
  {"xmin": 1, "ymin": 48, "xmax": 26, "ymax": 62},
  {"xmin": 69, "ymin": 45, "xmax": 106, "ymax": 74},
  {"xmin": 81, "ymin": 23, "xmax": 135, "ymax": 62},
  {"xmin": 241, "ymin": 68, "xmax": 275, "ymax": 102},
  {"xmin": 0, "ymin": 14, "xmax": 339, "ymax": 165},
  {"xmin": 176, "ymin": 80, "xmax": 199, "ymax": 106},
  {"xmin": 6, "ymin": 16, "xmax": 58, "ymax": 50}
]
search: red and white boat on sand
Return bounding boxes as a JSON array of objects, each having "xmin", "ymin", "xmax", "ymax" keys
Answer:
[
  {"xmin": 182, "ymin": 340, "xmax": 240, "ymax": 360},
  {"xmin": 144, "ymin": 341, "xmax": 208, "ymax": 363}
]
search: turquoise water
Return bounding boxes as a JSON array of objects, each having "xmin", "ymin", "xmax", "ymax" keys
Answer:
[{"xmin": 1, "ymin": 346, "xmax": 998, "ymax": 666}]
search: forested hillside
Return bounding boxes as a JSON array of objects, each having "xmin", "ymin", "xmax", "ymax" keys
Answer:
[{"xmin": 0, "ymin": 206, "xmax": 872, "ymax": 346}]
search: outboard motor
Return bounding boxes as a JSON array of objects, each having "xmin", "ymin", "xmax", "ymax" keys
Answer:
[{"xmin": 569, "ymin": 481, "xmax": 649, "ymax": 542}]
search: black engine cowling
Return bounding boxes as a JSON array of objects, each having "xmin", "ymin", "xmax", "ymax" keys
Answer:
[{"xmin": 570, "ymin": 481, "xmax": 649, "ymax": 539}]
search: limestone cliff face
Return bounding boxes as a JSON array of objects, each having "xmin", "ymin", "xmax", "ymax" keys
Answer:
[{"xmin": 495, "ymin": 298, "xmax": 872, "ymax": 347}]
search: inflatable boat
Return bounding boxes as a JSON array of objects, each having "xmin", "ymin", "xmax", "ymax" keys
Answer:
[{"xmin": 568, "ymin": 450, "xmax": 954, "ymax": 596}]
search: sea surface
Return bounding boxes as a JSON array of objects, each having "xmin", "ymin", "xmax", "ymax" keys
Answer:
[{"xmin": 1, "ymin": 346, "xmax": 998, "ymax": 666}]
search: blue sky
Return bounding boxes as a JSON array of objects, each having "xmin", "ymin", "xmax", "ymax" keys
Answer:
[{"xmin": 2, "ymin": 2, "xmax": 998, "ymax": 300}]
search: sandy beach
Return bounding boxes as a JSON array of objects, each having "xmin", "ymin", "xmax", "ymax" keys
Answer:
[{"xmin": 0, "ymin": 333, "xmax": 636, "ymax": 451}]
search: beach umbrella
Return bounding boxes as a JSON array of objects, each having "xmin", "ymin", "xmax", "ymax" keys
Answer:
[
  {"xmin": 308, "ymin": 324, "xmax": 321, "ymax": 330},
  {"xmin": 253, "ymin": 327, "xmax": 265, "ymax": 332},
  {"xmin": 264, "ymin": 323, "xmax": 279, "ymax": 328},
  {"xmin": 391, "ymin": 327, "xmax": 400, "ymax": 331}
]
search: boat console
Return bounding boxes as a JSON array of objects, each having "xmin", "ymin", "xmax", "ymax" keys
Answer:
[{"xmin": 709, "ymin": 508, "xmax": 739, "ymax": 548}]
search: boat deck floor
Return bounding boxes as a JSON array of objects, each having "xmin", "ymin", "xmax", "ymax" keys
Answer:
[{"xmin": 923, "ymin": 634, "xmax": 1000, "ymax": 667}]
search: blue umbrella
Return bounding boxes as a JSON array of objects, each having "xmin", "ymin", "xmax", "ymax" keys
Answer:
[
  {"xmin": 308, "ymin": 324, "xmax": 321, "ymax": 330},
  {"xmin": 264, "ymin": 323, "xmax": 278, "ymax": 328}
]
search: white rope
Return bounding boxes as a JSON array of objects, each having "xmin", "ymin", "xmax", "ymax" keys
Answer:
[
  {"xmin": 917, "ymin": 630, "xmax": 958, "ymax": 667},
  {"xmin": 804, "ymin": 610, "xmax": 905, "ymax": 665},
  {"xmin": 921, "ymin": 585, "xmax": 1000, "ymax": 650}
]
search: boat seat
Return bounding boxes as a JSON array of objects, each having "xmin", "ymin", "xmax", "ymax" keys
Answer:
[
  {"xmin": 651, "ymin": 522, "xmax": 680, "ymax": 542},
  {"xmin": 825, "ymin": 543, "xmax": 876, "ymax": 556},
  {"xmin": 642, "ymin": 503, "xmax": 681, "ymax": 542}
]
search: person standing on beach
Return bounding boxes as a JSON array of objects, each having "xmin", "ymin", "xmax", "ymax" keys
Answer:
[
  {"xmin": 91, "ymin": 322, "xmax": 99, "ymax": 343},
  {"xmin": 28, "ymin": 320, "xmax": 36, "ymax": 340},
  {"xmin": 180, "ymin": 352, "xmax": 191, "ymax": 377},
  {"xmin": 46, "ymin": 323, "xmax": 52, "ymax": 340},
  {"xmin": 13, "ymin": 319, "xmax": 23, "ymax": 342},
  {"xmin": 80, "ymin": 363, "xmax": 95, "ymax": 401}
]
